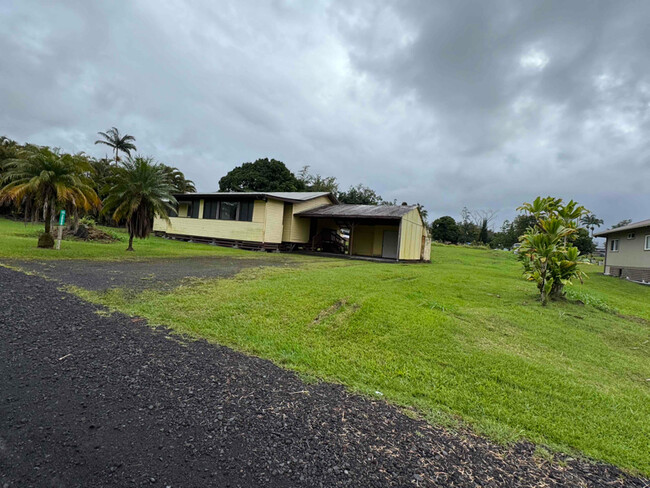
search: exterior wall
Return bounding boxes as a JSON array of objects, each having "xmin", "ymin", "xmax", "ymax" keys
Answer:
[
  {"xmin": 281, "ymin": 203, "xmax": 293, "ymax": 242},
  {"xmin": 152, "ymin": 216, "xmax": 166, "ymax": 232},
  {"xmin": 287, "ymin": 195, "xmax": 333, "ymax": 243},
  {"xmin": 351, "ymin": 226, "xmax": 375, "ymax": 256},
  {"xmin": 178, "ymin": 203, "xmax": 189, "ymax": 218},
  {"xmin": 156, "ymin": 217, "xmax": 265, "ymax": 242},
  {"xmin": 351, "ymin": 224, "xmax": 400, "ymax": 257},
  {"xmin": 263, "ymin": 199, "xmax": 285, "ymax": 243},
  {"xmin": 603, "ymin": 226, "xmax": 650, "ymax": 282},
  {"xmin": 399, "ymin": 208, "xmax": 426, "ymax": 261},
  {"xmin": 604, "ymin": 227, "xmax": 650, "ymax": 269},
  {"xmin": 153, "ymin": 199, "xmax": 267, "ymax": 243}
]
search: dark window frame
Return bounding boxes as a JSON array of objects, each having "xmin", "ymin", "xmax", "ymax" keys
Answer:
[
  {"xmin": 187, "ymin": 201, "xmax": 200, "ymax": 219},
  {"xmin": 203, "ymin": 200, "xmax": 219, "ymax": 220},
  {"xmin": 238, "ymin": 200, "xmax": 254, "ymax": 222},
  {"xmin": 219, "ymin": 201, "xmax": 238, "ymax": 221}
]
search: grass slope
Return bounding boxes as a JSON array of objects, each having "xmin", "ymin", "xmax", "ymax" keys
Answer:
[{"xmin": 1, "ymin": 218, "xmax": 648, "ymax": 474}]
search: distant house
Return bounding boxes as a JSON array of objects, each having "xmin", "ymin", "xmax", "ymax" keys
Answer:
[
  {"xmin": 153, "ymin": 192, "xmax": 431, "ymax": 262},
  {"xmin": 594, "ymin": 219, "xmax": 650, "ymax": 283}
]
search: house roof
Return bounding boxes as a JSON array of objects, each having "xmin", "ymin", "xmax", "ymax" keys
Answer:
[
  {"xmin": 172, "ymin": 191, "xmax": 337, "ymax": 203},
  {"xmin": 594, "ymin": 219, "xmax": 650, "ymax": 237},
  {"xmin": 296, "ymin": 204, "xmax": 417, "ymax": 220}
]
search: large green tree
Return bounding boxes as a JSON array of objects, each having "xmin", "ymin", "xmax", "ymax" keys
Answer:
[
  {"xmin": 0, "ymin": 146, "xmax": 100, "ymax": 247},
  {"xmin": 219, "ymin": 158, "xmax": 305, "ymax": 192},
  {"xmin": 430, "ymin": 216, "xmax": 459, "ymax": 243},
  {"xmin": 103, "ymin": 156, "xmax": 177, "ymax": 251},
  {"xmin": 95, "ymin": 127, "xmax": 137, "ymax": 164}
]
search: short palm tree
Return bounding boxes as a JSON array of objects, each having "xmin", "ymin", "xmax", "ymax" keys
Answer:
[
  {"xmin": 580, "ymin": 214, "xmax": 604, "ymax": 237},
  {"xmin": 103, "ymin": 156, "xmax": 177, "ymax": 251},
  {"xmin": 0, "ymin": 146, "xmax": 100, "ymax": 247},
  {"xmin": 95, "ymin": 127, "xmax": 137, "ymax": 164}
]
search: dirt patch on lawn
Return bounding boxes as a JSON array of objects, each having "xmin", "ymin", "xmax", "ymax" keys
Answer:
[{"xmin": 5, "ymin": 256, "xmax": 297, "ymax": 292}]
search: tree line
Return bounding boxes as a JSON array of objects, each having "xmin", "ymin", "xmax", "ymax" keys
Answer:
[{"xmin": 428, "ymin": 206, "xmax": 619, "ymax": 256}]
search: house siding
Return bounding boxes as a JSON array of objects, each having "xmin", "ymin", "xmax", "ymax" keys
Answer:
[
  {"xmin": 263, "ymin": 199, "xmax": 285, "ymax": 244},
  {"xmin": 153, "ymin": 199, "xmax": 267, "ymax": 242},
  {"xmin": 603, "ymin": 226, "xmax": 650, "ymax": 282},
  {"xmin": 287, "ymin": 195, "xmax": 333, "ymax": 243},
  {"xmin": 399, "ymin": 208, "xmax": 426, "ymax": 261},
  {"xmin": 604, "ymin": 227, "xmax": 650, "ymax": 268}
]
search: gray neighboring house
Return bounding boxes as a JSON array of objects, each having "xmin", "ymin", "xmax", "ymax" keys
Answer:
[{"xmin": 594, "ymin": 219, "xmax": 650, "ymax": 284}]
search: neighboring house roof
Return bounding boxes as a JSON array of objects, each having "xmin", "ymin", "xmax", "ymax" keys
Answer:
[
  {"xmin": 594, "ymin": 219, "xmax": 650, "ymax": 237},
  {"xmin": 297, "ymin": 204, "xmax": 417, "ymax": 220},
  {"xmin": 172, "ymin": 191, "xmax": 337, "ymax": 203}
]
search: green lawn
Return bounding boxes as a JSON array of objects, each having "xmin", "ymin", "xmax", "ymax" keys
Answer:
[
  {"xmin": 0, "ymin": 218, "xmax": 286, "ymax": 261},
  {"xmin": 2, "ymin": 218, "xmax": 649, "ymax": 475}
]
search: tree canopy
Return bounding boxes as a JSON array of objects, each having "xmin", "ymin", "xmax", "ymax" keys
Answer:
[
  {"xmin": 338, "ymin": 184, "xmax": 383, "ymax": 205},
  {"xmin": 0, "ymin": 145, "xmax": 100, "ymax": 247},
  {"xmin": 218, "ymin": 158, "xmax": 305, "ymax": 192},
  {"xmin": 430, "ymin": 216, "xmax": 459, "ymax": 243}
]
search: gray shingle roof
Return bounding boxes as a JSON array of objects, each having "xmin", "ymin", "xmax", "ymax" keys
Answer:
[
  {"xmin": 594, "ymin": 219, "xmax": 650, "ymax": 237},
  {"xmin": 296, "ymin": 204, "xmax": 416, "ymax": 219}
]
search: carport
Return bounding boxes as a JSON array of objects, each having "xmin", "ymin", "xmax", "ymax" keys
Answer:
[{"xmin": 296, "ymin": 204, "xmax": 430, "ymax": 262}]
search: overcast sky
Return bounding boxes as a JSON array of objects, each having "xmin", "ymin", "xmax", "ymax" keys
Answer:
[{"xmin": 1, "ymin": 0, "xmax": 649, "ymax": 228}]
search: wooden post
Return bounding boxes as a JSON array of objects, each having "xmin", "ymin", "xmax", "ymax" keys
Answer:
[{"xmin": 349, "ymin": 222, "xmax": 355, "ymax": 256}]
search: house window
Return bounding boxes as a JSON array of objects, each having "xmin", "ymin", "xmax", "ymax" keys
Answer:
[
  {"xmin": 610, "ymin": 239, "xmax": 619, "ymax": 252},
  {"xmin": 627, "ymin": 232, "xmax": 635, "ymax": 239},
  {"xmin": 219, "ymin": 201, "xmax": 238, "ymax": 220},
  {"xmin": 203, "ymin": 200, "xmax": 218, "ymax": 219},
  {"xmin": 167, "ymin": 205, "xmax": 178, "ymax": 217},
  {"xmin": 189, "ymin": 202, "xmax": 200, "ymax": 218},
  {"xmin": 645, "ymin": 235, "xmax": 650, "ymax": 251},
  {"xmin": 238, "ymin": 201, "xmax": 254, "ymax": 222}
]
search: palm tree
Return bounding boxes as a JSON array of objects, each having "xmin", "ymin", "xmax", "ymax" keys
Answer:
[
  {"xmin": 95, "ymin": 127, "xmax": 137, "ymax": 164},
  {"xmin": 0, "ymin": 146, "xmax": 100, "ymax": 247},
  {"xmin": 103, "ymin": 156, "xmax": 177, "ymax": 251},
  {"xmin": 580, "ymin": 213, "xmax": 604, "ymax": 237},
  {"xmin": 161, "ymin": 164, "xmax": 197, "ymax": 193}
]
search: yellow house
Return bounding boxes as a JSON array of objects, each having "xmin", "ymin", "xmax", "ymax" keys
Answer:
[{"xmin": 153, "ymin": 192, "xmax": 431, "ymax": 262}]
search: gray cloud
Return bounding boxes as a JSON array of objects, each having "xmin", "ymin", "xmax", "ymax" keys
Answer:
[{"xmin": 1, "ymin": 0, "xmax": 648, "ymax": 229}]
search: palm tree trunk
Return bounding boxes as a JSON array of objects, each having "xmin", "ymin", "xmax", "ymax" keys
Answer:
[
  {"xmin": 73, "ymin": 206, "xmax": 79, "ymax": 232},
  {"xmin": 24, "ymin": 197, "xmax": 31, "ymax": 224},
  {"xmin": 44, "ymin": 199, "xmax": 52, "ymax": 234},
  {"xmin": 126, "ymin": 232, "xmax": 135, "ymax": 251}
]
